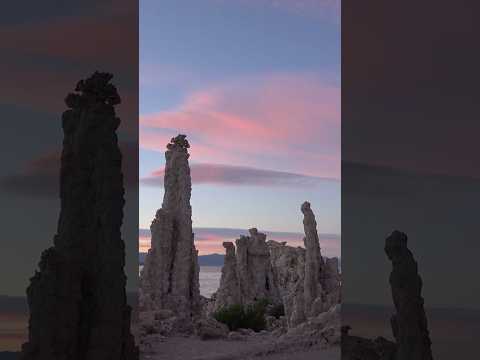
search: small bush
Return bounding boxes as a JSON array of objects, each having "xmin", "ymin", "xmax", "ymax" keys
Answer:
[
  {"xmin": 213, "ymin": 299, "xmax": 268, "ymax": 332},
  {"xmin": 267, "ymin": 303, "xmax": 285, "ymax": 319},
  {"xmin": 213, "ymin": 304, "xmax": 245, "ymax": 331},
  {"xmin": 243, "ymin": 300, "xmax": 267, "ymax": 331}
]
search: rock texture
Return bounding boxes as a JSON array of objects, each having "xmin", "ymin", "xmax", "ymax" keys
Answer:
[
  {"xmin": 194, "ymin": 318, "xmax": 229, "ymax": 340},
  {"xmin": 140, "ymin": 135, "xmax": 201, "ymax": 330},
  {"xmin": 267, "ymin": 241, "xmax": 307, "ymax": 327},
  {"xmin": 214, "ymin": 242, "xmax": 241, "ymax": 310},
  {"xmin": 214, "ymin": 202, "xmax": 341, "ymax": 330},
  {"xmin": 301, "ymin": 201, "xmax": 324, "ymax": 316},
  {"xmin": 20, "ymin": 72, "xmax": 137, "ymax": 360},
  {"xmin": 213, "ymin": 229, "xmax": 280, "ymax": 312},
  {"xmin": 236, "ymin": 228, "xmax": 280, "ymax": 305},
  {"xmin": 385, "ymin": 230, "xmax": 433, "ymax": 360}
]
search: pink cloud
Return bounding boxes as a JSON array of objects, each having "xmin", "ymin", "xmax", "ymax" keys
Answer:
[{"xmin": 140, "ymin": 73, "xmax": 340, "ymax": 178}]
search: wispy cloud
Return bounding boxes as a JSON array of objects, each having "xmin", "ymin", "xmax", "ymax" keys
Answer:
[
  {"xmin": 0, "ymin": 142, "xmax": 137, "ymax": 197},
  {"xmin": 140, "ymin": 72, "xmax": 340, "ymax": 178},
  {"xmin": 141, "ymin": 163, "xmax": 337, "ymax": 187}
]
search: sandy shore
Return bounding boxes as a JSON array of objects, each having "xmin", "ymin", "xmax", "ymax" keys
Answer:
[{"xmin": 141, "ymin": 335, "xmax": 339, "ymax": 360}]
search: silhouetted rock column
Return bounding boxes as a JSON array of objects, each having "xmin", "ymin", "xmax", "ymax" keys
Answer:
[
  {"xmin": 385, "ymin": 230, "xmax": 433, "ymax": 360},
  {"xmin": 20, "ymin": 72, "xmax": 137, "ymax": 360},
  {"xmin": 140, "ymin": 135, "xmax": 201, "ymax": 324}
]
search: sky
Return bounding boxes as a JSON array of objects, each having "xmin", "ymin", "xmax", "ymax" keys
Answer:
[
  {"xmin": 342, "ymin": 0, "xmax": 480, "ymax": 311},
  {"xmin": 139, "ymin": 0, "xmax": 341, "ymax": 255},
  {"xmin": 0, "ymin": 0, "xmax": 139, "ymax": 296}
]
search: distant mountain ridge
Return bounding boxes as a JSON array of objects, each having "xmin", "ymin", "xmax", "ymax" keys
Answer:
[{"xmin": 139, "ymin": 253, "xmax": 224, "ymax": 266}]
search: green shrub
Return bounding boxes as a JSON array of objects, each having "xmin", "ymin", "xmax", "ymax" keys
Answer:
[
  {"xmin": 267, "ymin": 303, "xmax": 285, "ymax": 319},
  {"xmin": 243, "ymin": 300, "xmax": 267, "ymax": 331},
  {"xmin": 213, "ymin": 299, "xmax": 268, "ymax": 332},
  {"xmin": 213, "ymin": 304, "xmax": 245, "ymax": 331}
]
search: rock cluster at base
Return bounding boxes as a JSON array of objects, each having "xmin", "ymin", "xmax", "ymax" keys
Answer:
[
  {"xmin": 214, "ymin": 202, "xmax": 341, "ymax": 330},
  {"xmin": 20, "ymin": 72, "xmax": 137, "ymax": 360},
  {"xmin": 139, "ymin": 135, "xmax": 201, "ymax": 334},
  {"xmin": 212, "ymin": 228, "xmax": 281, "ymax": 312}
]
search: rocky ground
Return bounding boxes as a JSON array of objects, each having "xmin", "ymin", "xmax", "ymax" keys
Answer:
[
  {"xmin": 140, "ymin": 334, "xmax": 339, "ymax": 360},
  {"xmin": 135, "ymin": 304, "xmax": 341, "ymax": 360}
]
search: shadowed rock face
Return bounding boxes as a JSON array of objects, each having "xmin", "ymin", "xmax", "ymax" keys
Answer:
[
  {"xmin": 20, "ymin": 72, "xmax": 137, "ymax": 360},
  {"xmin": 385, "ymin": 231, "xmax": 433, "ymax": 360},
  {"xmin": 342, "ymin": 231, "xmax": 434, "ymax": 360},
  {"xmin": 140, "ymin": 135, "xmax": 201, "ymax": 327}
]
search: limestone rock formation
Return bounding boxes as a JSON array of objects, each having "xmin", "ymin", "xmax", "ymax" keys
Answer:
[
  {"xmin": 213, "ymin": 229, "xmax": 280, "ymax": 311},
  {"xmin": 214, "ymin": 242, "xmax": 241, "ymax": 310},
  {"xmin": 270, "ymin": 202, "xmax": 340, "ymax": 327},
  {"xmin": 301, "ymin": 201, "xmax": 324, "ymax": 316},
  {"xmin": 140, "ymin": 134, "xmax": 201, "ymax": 330},
  {"xmin": 385, "ymin": 230, "xmax": 433, "ymax": 360},
  {"xmin": 214, "ymin": 202, "xmax": 341, "ymax": 331},
  {"xmin": 236, "ymin": 228, "xmax": 280, "ymax": 304},
  {"xmin": 267, "ymin": 241, "xmax": 307, "ymax": 327},
  {"xmin": 20, "ymin": 72, "xmax": 137, "ymax": 360}
]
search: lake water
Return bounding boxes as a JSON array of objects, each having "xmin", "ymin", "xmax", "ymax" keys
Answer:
[{"xmin": 139, "ymin": 265, "xmax": 222, "ymax": 298}]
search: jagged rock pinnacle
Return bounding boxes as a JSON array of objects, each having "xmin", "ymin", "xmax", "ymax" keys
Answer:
[{"xmin": 20, "ymin": 72, "xmax": 137, "ymax": 360}]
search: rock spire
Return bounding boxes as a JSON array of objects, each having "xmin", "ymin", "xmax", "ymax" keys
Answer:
[
  {"xmin": 385, "ymin": 230, "xmax": 433, "ymax": 360},
  {"xmin": 140, "ymin": 134, "xmax": 201, "ymax": 326},
  {"xmin": 20, "ymin": 72, "xmax": 137, "ymax": 360},
  {"xmin": 301, "ymin": 201, "xmax": 324, "ymax": 316}
]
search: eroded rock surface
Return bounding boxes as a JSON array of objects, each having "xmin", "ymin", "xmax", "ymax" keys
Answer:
[
  {"xmin": 213, "ymin": 229, "xmax": 281, "ymax": 312},
  {"xmin": 20, "ymin": 72, "xmax": 137, "ymax": 360},
  {"xmin": 214, "ymin": 242, "xmax": 241, "ymax": 311},
  {"xmin": 140, "ymin": 135, "xmax": 201, "ymax": 332},
  {"xmin": 267, "ymin": 240, "xmax": 307, "ymax": 327},
  {"xmin": 385, "ymin": 230, "xmax": 433, "ymax": 360},
  {"xmin": 237, "ymin": 228, "xmax": 281, "ymax": 305},
  {"xmin": 301, "ymin": 201, "xmax": 324, "ymax": 316},
  {"xmin": 214, "ymin": 202, "xmax": 341, "ymax": 331}
]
